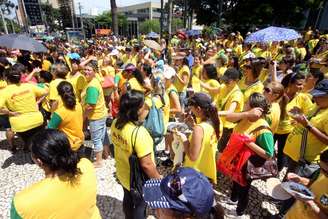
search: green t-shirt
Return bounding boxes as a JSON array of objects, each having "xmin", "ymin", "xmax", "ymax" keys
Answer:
[
  {"xmin": 85, "ymin": 87, "xmax": 99, "ymax": 105},
  {"xmin": 256, "ymin": 132, "xmax": 274, "ymax": 157}
]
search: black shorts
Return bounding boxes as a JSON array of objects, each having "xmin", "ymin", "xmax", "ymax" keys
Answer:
[
  {"xmin": 0, "ymin": 115, "xmax": 10, "ymax": 129},
  {"xmin": 17, "ymin": 125, "xmax": 44, "ymax": 148}
]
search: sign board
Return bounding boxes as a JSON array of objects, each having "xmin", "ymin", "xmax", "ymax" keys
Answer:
[
  {"xmin": 66, "ymin": 31, "xmax": 84, "ymax": 43},
  {"xmin": 95, "ymin": 29, "xmax": 112, "ymax": 36}
]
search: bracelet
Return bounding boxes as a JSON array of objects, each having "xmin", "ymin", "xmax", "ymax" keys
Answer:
[{"xmin": 308, "ymin": 201, "xmax": 320, "ymax": 214}]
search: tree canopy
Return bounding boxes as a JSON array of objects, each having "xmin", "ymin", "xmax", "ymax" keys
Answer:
[{"xmin": 183, "ymin": 0, "xmax": 325, "ymax": 32}]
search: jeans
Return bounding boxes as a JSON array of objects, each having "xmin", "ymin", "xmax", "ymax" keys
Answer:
[
  {"xmin": 274, "ymin": 133, "xmax": 289, "ymax": 171},
  {"xmin": 178, "ymin": 91, "xmax": 187, "ymax": 111},
  {"xmin": 123, "ymin": 187, "xmax": 147, "ymax": 219},
  {"xmin": 89, "ymin": 117, "xmax": 109, "ymax": 152}
]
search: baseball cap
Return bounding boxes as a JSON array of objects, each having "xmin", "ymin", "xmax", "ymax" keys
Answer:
[
  {"xmin": 143, "ymin": 167, "xmax": 214, "ymax": 216},
  {"xmin": 220, "ymin": 67, "xmax": 241, "ymax": 82},
  {"xmin": 311, "ymin": 79, "xmax": 328, "ymax": 97},
  {"xmin": 163, "ymin": 65, "xmax": 176, "ymax": 79},
  {"xmin": 123, "ymin": 63, "xmax": 136, "ymax": 72},
  {"xmin": 188, "ymin": 92, "xmax": 213, "ymax": 108}
]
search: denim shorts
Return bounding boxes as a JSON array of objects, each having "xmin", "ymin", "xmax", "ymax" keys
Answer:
[
  {"xmin": 0, "ymin": 115, "xmax": 10, "ymax": 129},
  {"xmin": 178, "ymin": 91, "xmax": 187, "ymax": 111},
  {"xmin": 89, "ymin": 117, "xmax": 109, "ymax": 152}
]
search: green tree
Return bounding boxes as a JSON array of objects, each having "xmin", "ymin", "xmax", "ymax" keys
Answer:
[
  {"xmin": 95, "ymin": 11, "xmax": 111, "ymax": 27},
  {"xmin": 139, "ymin": 19, "xmax": 160, "ymax": 34},
  {"xmin": 187, "ymin": 0, "xmax": 325, "ymax": 32},
  {"xmin": 41, "ymin": 3, "xmax": 62, "ymax": 32}
]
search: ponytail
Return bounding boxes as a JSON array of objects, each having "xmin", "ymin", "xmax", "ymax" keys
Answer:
[
  {"xmin": 204, "ymin": 104, "xmax": 221, "ymax": 139},
  {"xmin": 57, "ymin": 81, "xmax": 76, "ymax": 110},
  {"xmin": 31, "ymin": 129, "xmax": 81, "ymax": 177}
]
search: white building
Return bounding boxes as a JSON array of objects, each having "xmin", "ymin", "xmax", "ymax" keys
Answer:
[{"xmin": 117, "ymin": 1, "xmax": 167, "ymax": 22}]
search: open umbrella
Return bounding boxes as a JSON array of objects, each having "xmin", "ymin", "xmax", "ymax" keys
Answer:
[
  {"xmin": 186, "ymin": 29, "xmax": 201, "ymax": 37},
  {"xmin": 0, "ymin": 34, "xmax": 48, "ymax": 52},
  {"xmin": 146, "ymin": 32, "xmax": 159, "ymax": 39},
  {"xmin": 245, "ymin": 26, "xmax": 301, "ymax": 44},
  {"xmin": 143, "ymin": 39, "xmax": 161, "ymax": 51}
]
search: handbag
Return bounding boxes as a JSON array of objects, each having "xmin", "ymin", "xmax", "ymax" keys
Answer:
[
  {"xmin": 246, "ymin": 126, "xmax": 278, "ymax": 181},
  {"xmin": 129, "ymin": 126, "xmax": 149, "ymax": 205}
]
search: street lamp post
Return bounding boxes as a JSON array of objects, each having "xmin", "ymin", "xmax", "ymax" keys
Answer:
[{"xmin": 0, "ymin": 7, "xmax": 8, "ymax": 34}]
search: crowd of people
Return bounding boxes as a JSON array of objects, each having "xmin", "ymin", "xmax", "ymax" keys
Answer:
[{"xmin": 0, "ymin": 27, "xmax": 328, "ymax": 219}]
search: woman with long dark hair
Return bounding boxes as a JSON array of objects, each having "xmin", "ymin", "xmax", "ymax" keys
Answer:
[
  {"xmin": 111, "ymin": 90, "xmax": 161, "ymax": 219},
  {"xmin": 10, "ymin": 129, "xmax": 100, "ymax": 219},
  {"xmin": 48, "ymin": 81, "xmax": 84, "ymax": 152},
  {"xmin": 175, "ymin": 92, "xmax": 221, "ymax": 184}
]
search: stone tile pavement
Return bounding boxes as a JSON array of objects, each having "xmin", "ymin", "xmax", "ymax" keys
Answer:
[{"xmin": 0, "ymin": 131, "xmax": 282, "ymax": 219}]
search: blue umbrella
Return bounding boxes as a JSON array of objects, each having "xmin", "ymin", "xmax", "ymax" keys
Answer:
[
  {"xmin": 0, "ymin": 34, "xmax": 48, "ymax": 52},
  {"xmin": 245, "ymin": 26, "xmax": 301, "ymax": 44},
  {"xmin": 146, "ymin": 32, "xmax": 159, "ymax": 38},
  {"xmin": 186, "ymin": 29, "xmax": 201, "ymax": 37}
]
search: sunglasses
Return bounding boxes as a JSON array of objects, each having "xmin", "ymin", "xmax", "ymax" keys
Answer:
[{"xmin": 264, "ymin": 87, "xmax": 272, "ymax": 93}]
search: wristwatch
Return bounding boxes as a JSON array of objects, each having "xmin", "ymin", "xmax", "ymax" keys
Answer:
[{"xmin": 306, "ymin": 124, "xmax": 313, "ymax": 130}]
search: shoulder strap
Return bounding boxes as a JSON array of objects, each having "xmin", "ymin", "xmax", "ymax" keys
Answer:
[
  {"xmin": 299, "ymin": 108, "xmax": 320, "ymax": 162},
  {"xmin": 131, "ymin": 126, "xmax": 140, "ymax": 153},
  {"xmin": 249, "ymin": 125, "xmax": 272, "ymax": 135}
]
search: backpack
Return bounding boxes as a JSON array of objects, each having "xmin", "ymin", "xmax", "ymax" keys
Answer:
[{"xmin": 143, "ymin": 97, "xmax": 165, "ymax": 146}]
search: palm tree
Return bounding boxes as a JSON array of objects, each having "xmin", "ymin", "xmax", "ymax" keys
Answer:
[{"xmin": 110, "ymin": 0, "xmax": 118, "ymax": 35}]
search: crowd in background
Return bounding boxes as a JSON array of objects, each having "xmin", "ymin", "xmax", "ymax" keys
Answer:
[{"xmin": 0, "ymin": 27, "xmax": 328, "ymax": 219}]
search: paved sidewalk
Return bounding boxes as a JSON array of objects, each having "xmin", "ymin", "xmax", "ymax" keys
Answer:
[{"xmin": 0, "ymin": 131, "xmax": 281, "ymax": 219}]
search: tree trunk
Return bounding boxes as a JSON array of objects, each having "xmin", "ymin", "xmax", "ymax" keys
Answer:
[
  {"xmin": 168, "ymin": 0, "xmax": 172, "ymax": 39},
  {"xmin": 110, "ymin": 0, "xmax": 118, "ymax": 35},
  {"xmin": 160, "ymin": 0, "xmax": 163, "ymax": 38}
]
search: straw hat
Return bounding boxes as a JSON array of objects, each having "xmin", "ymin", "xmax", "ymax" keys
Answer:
[{"xmin": 266, "ymin": 178, "xmax": 292, "ymax": 200}]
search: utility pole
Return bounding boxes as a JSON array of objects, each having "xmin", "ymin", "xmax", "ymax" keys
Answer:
[
  {"xmin": 0, "ymin": 7, "xmax": 8, "ymax": 34},
  {"xmin": 160, "ymin": 0, "xmax": 163, "ymax": 38},
  {"xmin": 78, "ymin": 2, "xmax": 84, "ymax": 38},
  {"xmin": 71, "ymin": 0, "xmax": 76, "ymax": 28},
  {"xmin": 168, "ymin": 0, "xmax": 172, "ymax": 40}
]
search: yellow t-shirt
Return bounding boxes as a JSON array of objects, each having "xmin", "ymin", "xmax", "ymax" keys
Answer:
[
  {"xmin": 0, "ymin": 79, "xmax": 7, "ymax": 89},
  {"xmin": 201, "ymin": 79, "xmax": 220, "ymax": 102},
  {"xmin": 217, "ymin": 84, "xmax": 244, "ymax": 129},
  {"xmin": 217, "ymin": 66, "xmax": 227, "ymax": 78},
  {"xmin": 266, "ymin": 102, "xmax": 281, "ymax": 134},
  {"xmin": 67, "ymin": 72, "xmax": 87, "ymax": 102},
  {"xmin": 81, "ymin": 78, "xmax": 107, "ymax": 121},
  {"xmin": 0, "ymin": 83, "xmax": 46, "ymax": 132},
  {"xmin": 128, "ymin": 77, "xmax": 146, "ymax": 93},
  {"xmin": 259, "ymin": 68, "xmax": 269, "ymax": 83},
  {"xmin": 284, "ymin": 107, "xmax": 328, "ymax": 163},
  {"xmin": 184, "ymin": 121, "xmax": 218, "ymax": 184},
  {"xmin": 276, "ymin": 93, "xmax": 314, "ymax": 134},
  {"xmin": 101, "ymin": 66, "xmax": 115, "ymax": 77},
  {"xmin": 166, "ymin": 84, "xmax": 179, "ymax": 118},
  {"xmin": 42, "ymin": 60, "xmax": 52, "ymax": 71},
  {"xmin": 121, "ymin": 54, "xmax": 137, "ymax": 65},
  {"xmin": 49, "ymin": 78, "xmax": 66, "ymax": 110},
  {"xmin": 55, "ymin": 103, "xmax": 84, "ymax": 151},
  {"xmin": 238, "ymin": 78, "xmax": 264, "ymax": 103},
  {"xmin": 192, "ymin": 64, "xmax": 202, "ymax": 79},
  {"xmin": 111, "ymin": 120, "xmax": 155, "ymax": 190},
  {"xmin": 174, "ymin": 65, "xmax": 190, "ymax": 92},
  {"xmin": 12, "ymin": 158, "xmax": 101, "ymax": 219},
  {"xmin": 285, "ymin": 173, "xmax": 328, "ymax": 219}
]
